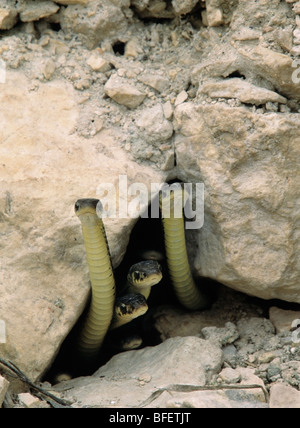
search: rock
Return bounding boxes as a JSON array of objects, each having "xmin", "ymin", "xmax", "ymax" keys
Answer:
[
  {"xmin": 218, "ymin": 367, "xmax": 241, "ymax": 384},
  {"xmin": 104, "ymin": 74, "xmax": 146, "ymax": 109},
  {"xmin": 138, "ymin": 73, "xmax": 169, "ymax": 93},
  {"xmin": 59, "ymin": 0, "xmax": 129, "ymax": 49},
  {"xmin": 53, "ymin": 337, "xmax": 224, "ymax": 407},
  {"xmin": 54, "ymin": 0, "xmax": 89, "ymax": 5},
  {"xmin": 0, "ymin": 71, "xmax": 167, "ymax": 380},
  {"xmin": 206, "ymin": 0, "xmax": 224, "ymax": 27},
  {"xmin": 269, "ymin": 383, "xmax": 300, "ymax": 408},
  {"xmin": 86, "ymin": 53, "xmax": 111, "ymax": 73},
  {"xmin": 17, "ymin": 392, "xmax": 50, "ymax": 408},
  {"xmin": 174, "ymin": 90, "xmax": 188, "ymax": 106},
  {"xmin": 201, "ymin": 322, "xmax": 240, "ymax": 347},
  {"xmin": 293, "ymin": 1, "xmax": 300, "ymax": 13},
  {"xmin": 136, "ymin": 104, "xmax": 173, "ymax": 142},
  {"xmin": 0, "ymin": 8, "xmax": 18, "ymax": 30},
  {"xmin": 42, "ymin": 58, "xmax": 56, "ymax": 80},
  {"xmin": 0, "ymin": 375, "xmax": 9, "ymax": 407},
  {"xmin": 269, "ymin": 306, "xmax": 300, "ymax": 333},
  {"xmin": 237, "ymin": 46, "xmax": 300, "ymax": 100},
  {"xmin": 17, "ymin": 0, "xmax": 60, "ymax": 22},
  {"xmin": 174, "ymin": 102, "xmax": 300, "ymax": 303},
  {"xmin": 155, "ymin": 389, "xmax": 268, "ymax": 408},
  {"xmin": 200, "ymin": 78, "xmax": 287, "ymax": 105},
  {"xmin": 171, "ymin": 0, "xmax": 199, "ymax": 16},
  {"xmin": 124, "ymin": 38, "xmax": 143, "ymax": 58}
]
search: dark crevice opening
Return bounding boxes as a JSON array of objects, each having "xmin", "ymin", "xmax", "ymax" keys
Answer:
[{"xmin": 112, "ymin": 40, "xmax": 126, "ymax": 56}]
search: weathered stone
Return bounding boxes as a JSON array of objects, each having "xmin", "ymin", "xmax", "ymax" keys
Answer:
[
  {"xmin": 17, "ymin": 0, "xmax": 59, "ymax": 22},
  {"xmin": 136, "ymin": 104, "xmax": 173, "ymax": 142},
  {"xmin": 42, "ymin": 58, "xmax": 56, "ymax": 80},
  {"xmin": 269, "ymin": 383, "xmax": 300, "ymax": 408},
  {"xmin": 171, "ymin": 0, "xmax": 199, "ymax": 16},
  {"xmin": 17, "ymin": 392, "xmax": 50, "ymax": 408},
  {"xmin": 269, "ymin": 306, "xmax": 300, "ymax": 333},
  {"xmin": 175, "ymin": 90, "xmax": 188, "ymax": 106},
  {"xmin": 0, "ymin": 71, "xmax": 167, "ymax": 380},
  {"xmin": 0, "ymin": 8, "xmax": 18, "ymax": 30},
  {"xmin": 53, "ymin": 337, "xmax": 224, "ymax": 407},
  {"xmin": 174, "ymin": 102, "xmax": 300, "ymax": 303},
  {"xmin": 218, "ymin": 367, "xmax": 241, "ymax": 384},
  {"xmin": 138, "ymin": 73, "xmax": 169, "ymax": 93},
  {"xmin": 0, "ymin": 375, "xmax": 9, "ymax": 407},
  {"xmin": 86, "ymin": 53, "xmax": 111, "ymax": 72},
  {"xmin": 206, "ymin": 0, "xmax": 224, "ymax": 26},
  {"xmin": 104, "ymin": 74, "xmax": 146, "ymax": 109},
  {"xmin": 54, "ymin": 0, "xmax": 89, "ymax": 5},
  {"xmin": 200, "ymin": 78, "xmax": 287, "ymax": 105},
  {"xmin": 237, "ymin": 46, "xmax": 300, "ymax": 100},
  {"xmin": 59, "ymin": 0, "xmax": 128, "ymax": 49}
]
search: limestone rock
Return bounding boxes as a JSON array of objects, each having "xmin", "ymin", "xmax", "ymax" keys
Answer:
[
  {"xmin": 200, "ymin": 78, "xmax": 287, "ymax": 105},
  {"xmin": 206, "ymin": 0, "xmax": 224, "ymax": 27},
  {"xmin": 237, "ymin": 46, "xmax": 300, "ymax": 100},
  {"xmin": 269, "ymin": 307, "xmax": 300, "ymax": 333},
  {"xmin": 17, "ymin": 392, "xmax": 50, "ymax": 408},
  {"xmin": 17, "ymin": 0, "xmax": 60, "ymax": 22},
  {"xmin": 54, "ymin": 0, "xmax": 89, "ymax": 5},
  {"xmin": 53, "ymin": 337, "xmax": 224, "ymax": 407},
  {"xmin": 0, "ymin": 8, "xmax": 18, "ymax": 30},
  {"xmin": 104, "ymin": 74, "xmax": 146, "ymax": 109},
  {"xmin": 0, "ymin": 375, "xmax": 9, "ymax": 407},
  {"xmin": 138, "ymin": 73, "xmax": 169, "ymax": 93},
  {"xmin": 0, "ymin": 71, "xmax": 167, "ymax": 380},
  {"xmin": 174, "ymin": 102, "xmax": 300, "ymax": 303},
  {"xmin": 136, "ymin": 104, "xmax": 174, "ymax": 142},
  {"xmin": 59, "ymin": 0, "xmax": 128, "ymax": 49},
  {"xmin": 86, "ymin": 53, "xmax": 111, "ymax": 73},
  {"xmin": 171, "ymin": 0, "xmax": 199, "ymax": 16},
  {"xmin": 269, "ymin": 383, "xmax": 300, "ymax": 408},
  {"xmin": 192, "ymin": 44, "xmax": 300, "ymax": 101}
]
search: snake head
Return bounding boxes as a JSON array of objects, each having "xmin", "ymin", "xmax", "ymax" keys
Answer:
[{"xmin": 127, "ymin": 260, "xmax": 162, "ymax": 288}]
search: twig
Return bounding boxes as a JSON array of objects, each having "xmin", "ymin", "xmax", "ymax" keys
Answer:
[
  {"xmin": 137, "ymin": 383, "xmax": 269, "ymax": 407},
  {"xmin": 0, "ymin": 356, "xmax": 72, "ymax": 408}
]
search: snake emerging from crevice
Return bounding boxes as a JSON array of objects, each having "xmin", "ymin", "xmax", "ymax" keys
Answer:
[{"xmin": 74, "ymin": 183, "xmax": 208, "ymax": 363}]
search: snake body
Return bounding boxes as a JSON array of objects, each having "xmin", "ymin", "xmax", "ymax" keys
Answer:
[
  {"xmin": 74, "ymin": 184, "xmax": 207, "ymax": 363},
  {"xmin": 159, "ymin": 184, "xmax": 208, "ymax": 311},
  {"xmin": 75, "ymin": 198, "xmax": 116, "ymax": 360}
]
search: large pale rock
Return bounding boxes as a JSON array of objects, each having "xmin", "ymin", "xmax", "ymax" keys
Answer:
[
  {"xmin": 174, "ymin": 102, "xmax": 300, "ymax": 303},
  {"xmin": 0, "ymin": 71, "xmax": 167, "ymax": 380},
  {"xmin": 17, "ymin": 0, "xmax": 60, "ymax": 22},
  {"xmin": 59, "ymin": 0, "xmax": 129, "ymax": 49},
  {"xmin": 192, "ymin": 44, "xmax": 300, "ymax": 101},
  {"xmin": 104, "ymin": 74, "xmax": 146, "ymax": 109},
  {"xmin": 200, "ymin": 78, "xmax": 287, "ymax": 105},
  {"xmin": 0, "ymin": 8, "xmax": 18, "ymax": 30},
  {"xmin": 53, "ymin": 337, "xmax": 223, "ymax": 407},
  {"xmin": 269, "ymin": 383, "xmax": 300, "ymax": 408}
]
